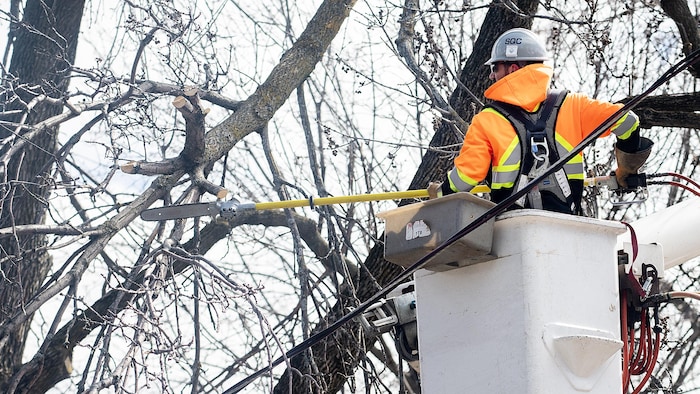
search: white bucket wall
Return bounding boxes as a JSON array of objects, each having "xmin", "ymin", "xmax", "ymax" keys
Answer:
[{"xmin": 414, "ymin": 210, "xmax": 626, "ymax": 394}]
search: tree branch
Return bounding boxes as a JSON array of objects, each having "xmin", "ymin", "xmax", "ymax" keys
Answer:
[
  {"xmin": 622, "ymin": 92, "xmax": 700, "ymax": 129},
  {"xmin": 175, "ymin": 86, "xmax": 210, "ymax": 167},
  {"xmin": 660, "ymin": 0, "xmax": 700, "ymax": 77},
  {"xmin": 10, "ymin": 207, "xmax": 347, "ymax": 392},
  {"xmin": 8, "ymin": 0, "xmax": 362, "ymax": 390},
  {"xmin": 0, "ymin": 224, "xmax": 103, "ymax": 237}
]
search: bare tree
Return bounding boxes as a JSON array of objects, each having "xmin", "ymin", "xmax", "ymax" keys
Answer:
[
  {"xmin": 0, "ymin": 0, "xmax": 85, "ymax": 391},
  {"xmin": 0, "ymin": 1, "xmax": 699, "ymax": 393}
]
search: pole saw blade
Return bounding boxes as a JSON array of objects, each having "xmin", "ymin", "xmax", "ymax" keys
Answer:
[{"xmin": 140, "ymin": 202, "xmax": 220, "ymax": 221}]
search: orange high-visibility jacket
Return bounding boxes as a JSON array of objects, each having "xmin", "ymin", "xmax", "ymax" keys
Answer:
[{"xmin": 447, "ymin": 64, "xmax": 639, "ymax": 199}]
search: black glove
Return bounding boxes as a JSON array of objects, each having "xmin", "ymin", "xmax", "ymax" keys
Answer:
[{"xmin": 614, "ymin": 137, "xmax": 653, "ymax": 188}]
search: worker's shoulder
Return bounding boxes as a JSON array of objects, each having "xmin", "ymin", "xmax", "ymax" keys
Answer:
[
  {"xmin": 463, "ymin": 107, "xmax": 517, "ymax": 142},
  {"xmin": 473, "ymin": 105, "xmax": 512, "ymax": 125},
  {"xmin": 560, "ymin": 91, "xmax": 615, "ymax": 108}
]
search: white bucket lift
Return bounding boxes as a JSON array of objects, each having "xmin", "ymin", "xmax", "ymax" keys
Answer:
[{"xmin": 379, "ymin": 195, "xmax": 627, "ymax": 393}]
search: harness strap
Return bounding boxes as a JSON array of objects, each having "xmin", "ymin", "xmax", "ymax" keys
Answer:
[{"xmin": 489, "ymin": 89, "xmax": 571, "ymax": 210}]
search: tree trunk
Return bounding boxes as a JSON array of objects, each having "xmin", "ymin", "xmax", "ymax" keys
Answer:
[{"xmin": 0, "ymin": 0, "xmax": 85, "ymax": 391}]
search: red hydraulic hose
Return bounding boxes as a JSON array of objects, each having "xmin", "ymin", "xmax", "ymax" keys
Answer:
[
  {"xmin": 621, "ymin": 291, "xmax": 631, "ymax": 390},
  {"xmin": 647, "ymin": 180, "xmax": 700, "ymax": 197},
  {"xmin": 669, "ymin": 291, "xmax": 700, "ymax": 301},
  {"xmin": 650, "ymin": 172, "xmax": 700, "ymax": 191},
  {"xmin": 631, "ymin": 330, "xmax": 661, "ymax": 394},
  {"xmin": 629, "ymin": 312, "xmax": 648, "ymax": 375}
]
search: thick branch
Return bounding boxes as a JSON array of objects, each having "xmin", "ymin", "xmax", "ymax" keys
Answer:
[
  {"xmin": 121, "ymin": 88, "xmax": 212, "ymax": 177},
  {"xmin": 636, "ymin": 108, "xmax": 700, "ymax": 129},
  {"xmin": 0, "ymin": 224, "xmax": 103, "ymax": 237},
  {"xmin": 622, "ymin": 92, "xmax": 700, "ymax": 129},
  {"xmin": 175, "ymin": 87, "xmax": 210, "ymax": 167},
  {"xmin": 120, "ymin": 158, "xmax": 183, "ymax": 175},
  {"xmin": 191, "ymin": 166, "xmax": 228, "ymax": 199},
  {"xmin": 660, "ymin": 0, "xmax": 700, "ymax": 77},
  {"xmin": 200, "ymin": 0, "xmax": 358, "ymax": 165},
  {"xmin": 224, "ymin": 210, "xmax": 357, "ymax": 277},
  {"xmin": 68, "ymin": 71, "xmax": 244, "ymax": 111}
]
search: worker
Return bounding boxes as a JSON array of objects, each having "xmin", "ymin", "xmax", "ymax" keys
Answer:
[{"xmin": 434, "ymin": 28, "xmax": 653, "ymax": 215}]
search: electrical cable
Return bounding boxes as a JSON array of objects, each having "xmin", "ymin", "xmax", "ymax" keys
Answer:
[
  {"xmin": 397, "ymin": 332, "xmax": 406, "ymax": 394},
  {"xmin": 622, "ymin": 278, "xmax": 698, "ymax": 392},
  {"xmin": 647, "ymin": 180, "xmax": 700, "ymax": 197},
  {"xmin": 621, "ymin": 290, "xmax": 631, "ymax": 388},
  {"xmin": 669, "ymin": 291, "xmax": 700, "ymax": 301},
  {"xmin": 630, "ymin": 311, "xmax": 650, "ymax": 375},
  {"xmin": 622, "ymin": 263, "xmax": 700, "ymax": 392},
  {"xmin": 624, "ymin": 304, "xmax": 661, "ymax": 393},
  {"xmin": 631, "ymin": 330, "xmax": 661, "ymax": 394},
  {"xmin": 223, "ymin": 47, "xmax": 700, "ymax": 394},
  {"xmin": 649, "ymin": 172, "xmax": 700, "ymax": 191}
]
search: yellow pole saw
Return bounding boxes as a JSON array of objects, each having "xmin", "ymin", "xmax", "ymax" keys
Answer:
[
  {"xmin": 140, "ymin": 173, "xmax": 645, "ymax": 221},
  {"xmin": 140, "ymin": 185, "xmax": 489, "ymax": 221}
]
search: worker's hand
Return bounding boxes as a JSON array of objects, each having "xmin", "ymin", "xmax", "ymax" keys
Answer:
[
  {"xmin": 427, "ymin": 182, "xmax": 443, "ymax": 199},
  {"xmin": 614, "ymin": 137, "xmax": 654, "ymax": 189},
  {"xmin": 614, "ymin": 167, "xmax": 633, "ymax": 189}
]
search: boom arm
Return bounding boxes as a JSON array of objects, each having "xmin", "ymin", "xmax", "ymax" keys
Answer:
[{"xmin": 621, "ymin": 198, "xmax": 700, "ymax": 270}]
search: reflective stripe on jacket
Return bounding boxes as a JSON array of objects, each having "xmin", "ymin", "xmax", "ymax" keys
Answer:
[{"xmin": 448, "ymin": 63, "xmax": 639, "ymax": 193}]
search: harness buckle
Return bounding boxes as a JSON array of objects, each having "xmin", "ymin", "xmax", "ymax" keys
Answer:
[{"xmin": 530, "ymin": 135, "xmax": 549, "ymax": 163}]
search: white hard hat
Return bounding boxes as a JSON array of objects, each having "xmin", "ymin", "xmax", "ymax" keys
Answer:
[{"xmin": 485, "ymin": 28, "xmax": 550, "ymax": 65}]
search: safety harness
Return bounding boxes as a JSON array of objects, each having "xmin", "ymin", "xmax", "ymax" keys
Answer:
[{"xmin": 488, "ymin": 90, "xmax": 575, "ymax": 213}]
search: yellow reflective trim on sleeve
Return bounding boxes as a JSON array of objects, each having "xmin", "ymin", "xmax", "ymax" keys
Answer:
[
  {"xmin": 448, "ymin": 167, "xmax": 479, "ymax": 192},
  {"xmin": 612, "ymin": 113, "xmax": 639, "ymax": 140},
  {"xmin": 447, "ymin": 177, "xmax": 457, "ymax": 192},
  {"xmin": 455, "ymin": 167, "xmax": 479, "ymax": 185}
]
